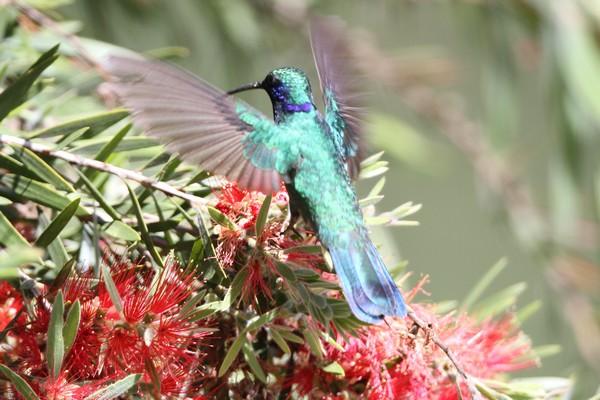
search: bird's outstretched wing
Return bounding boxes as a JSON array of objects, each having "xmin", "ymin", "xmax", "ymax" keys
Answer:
[
  {"xmin": 104, "ymin": 55, "xmax": 282, "ymax": 194},
  {"xmin": 310, "ymin": 16, "xmax": 367, "ymax": 179}
]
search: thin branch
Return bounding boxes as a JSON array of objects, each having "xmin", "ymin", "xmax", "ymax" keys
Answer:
[
  {"xmin": 0, "ymin": 134, "xmax": 207, "ymax": 207},
  {"xmin": 407, "ymin": 308, "xmax": 484, "ymax": 400}
]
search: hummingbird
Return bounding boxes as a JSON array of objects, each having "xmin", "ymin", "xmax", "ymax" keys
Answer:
[{"xmin": 104, "ymin": 17, "xmax": 406, "ymax": 324}]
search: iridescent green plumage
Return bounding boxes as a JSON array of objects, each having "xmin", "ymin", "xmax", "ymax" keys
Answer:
[{"xmin": 105, "ymin": 17, "xmax": 406, "ymax": 323}]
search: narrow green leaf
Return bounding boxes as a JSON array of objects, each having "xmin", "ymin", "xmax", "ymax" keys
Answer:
[
  {"xmin": 31, "ymin": 110, "xmax": 129, "ymax": 139},
  {"xmin": 34, "ymin": 198, "xmax": 80, "ymax": 248},
  {"xmin": 126, "ymin": 183, "xmax": 163, "ymax": 267},
  {"xmin": 101, "ymin": 264, "xmax": 123, "ymax": 312},
  {"xmin": 38, "ymin": 212, "xmax": 68, "ymax": 267},
  {"xmin": 47, "ymin": 290, "xmax": 65, "ymax": 378},
  {"xmin": 88, "ymin": 373, "xmax": 142, "ymax": 400},
  {"xmin": 218, "ymin": 333, "xmax": 246, "ymax": 377},
  {"xmin": 75, "ymin": 170, "xmax": 119, "ymax": 220},
  {"xmin": 103, "ymin": 220, "xmax": 141, "ymax": 242},
  {"xmin": 0, "ymin": 211, "xmax": 30, "ymax": 248},
  {"xmin": 282, "ymin": 245, "xmax": 322, "ymax": 254},
  {"xmin": 273, "ymin": 260, "xmax": 297, "ymax": 282},
  {"xmin": 1, "ymin": 174, "xmax": 89, "ymax": 216},
  {"xmin": 474, "ymin": 282, "xmax": 527, "ymax": 319},
  {"xmin": 516, "ymin": 300, "xmax": 542, "ymax": 324},
  {"xmin": 274, "ymin": 328, "xmax": 304, "ymax": 344},
  {"xmin": 47, "ymin": 257, "xmax": 76, "ymax": 299},
  {"xmin": 11, "ymin": 146, "xmax": 74, "ymax": 192},
  {"xmin": 0, "ymin": 44, "xmax": 59, "ymax": 122},
  {"xmin": 460, "ymin": 258, "xmax": 507, "ymax": 314},
  {"xmin": 242, "ymin": 340, "xmax": 266, "ymax": 383},
  {"xmin": 81, "ymin": 123, "xmax": 131, "ymax": 182},
  {"xmin": 0, "ymin": 152, "xmax": 38, "ymax": 179},
  {"xmin": 53, "ymin": 127, "xmax": 89, "ymax": 150},
  {"xmin": 144, "ymin": 359, "xmax": 161, "ymax": 395},
  {"xmin": 73, "ymin": 136, "xmax": 158, "ymax": 156},
  {"xmin": 270, "ymin": 327, "xmax": 291, "ymax": 355},
  {"xmin": 63, "ymin": 299, "xmax": 80, "ymax": 355},
  {"xmin": 322, "ymin": 361, "xmax": 345, "ymax": 376},
  {"xmin": 245, "ymin": 309, "xmax": 278, "ymax": 332},
  {"xmin": 255, "ymin": 194, "xmax": 271, "ymax": 237},
  {"xmin": 186, "ymin": 302, "xmax": 222, "ymax": 322},
  {"xmin": 189, "ymin": 237, "xmax": 205, "ymax": 266},
  {"xmin": 0, "ymin": 247, "xmax": 42, "ymax": 279},
  {"xmin": 179, "ymin": 290, "xmax": 206, "ymax": 318},
  {"xmin": 302, "ymin": 325, "xmax": 324, "ymax": 358},
  {"xmin": 221, "ymin": 267, "xmax": 250, "ymax": 311},
  {"xmin": 0, "ymin": 364, "xmax": 38, "ymax": 400},
  {"xmin": 207, "ymin": 206, "xmax": 236, "ymax": 230},
  {"xmin": 294, "ymin": 268, "xmax": 321, "ymax": 281}
]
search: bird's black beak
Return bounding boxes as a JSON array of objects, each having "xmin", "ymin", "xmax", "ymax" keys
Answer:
[{"xmin": 227, "ymin": 81, "xmax": 262, "ymax": 95}]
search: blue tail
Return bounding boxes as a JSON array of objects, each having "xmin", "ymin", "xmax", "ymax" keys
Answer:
[{"xmin": 328, "ymin": 232, "xmax": 407, "ymax": 324}]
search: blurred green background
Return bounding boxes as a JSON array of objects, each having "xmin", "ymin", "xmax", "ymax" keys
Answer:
[{"xmin": 59, "ymin": 0, "xmax": 600, "ymax": 396}]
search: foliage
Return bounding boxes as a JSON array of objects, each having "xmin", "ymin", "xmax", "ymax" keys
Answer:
[{"xmin": 0, "ymin": 1, "xmax": 583, "ymax": 399}]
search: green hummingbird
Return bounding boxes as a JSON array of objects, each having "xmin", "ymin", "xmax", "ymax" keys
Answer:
[{"xmin": 105, "ymin": 17, "xmax": 406, "ymax": 323}]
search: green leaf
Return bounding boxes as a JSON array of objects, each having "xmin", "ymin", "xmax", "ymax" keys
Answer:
[
  {"xmin": 80, "ymin": 122, "xmax": 131, "ymax": 182},
  {"xmin": 245, "ymin": 309, "xmax": 278, "ymax": 332},
  {"xmin": 218, "ymin": 332, "xmax": 246, "ymax": 377},
  {"xmin": 72, "ymin": 136, "xmax": 159, "ymax": 156},
  {"xmin": 242, "ymin": 340, "xmax": 266, "ymax": 383},
  {"xmin": 273, "ymin": 260, "xmax": 297, "ymax": 282},
  {"xmin": 474, "ymin": 282, "xmax": 527, "ymax": 319},
  {"xmin": 274, "ymin": 328, "xmax": 304, "ymax": 344},
  {"xmin": 126, "ymin": 183, "xmax": 163, "ymax": 267},
  {"xmin": 179, "ymin": 290, "xmax": 206, "ymax": 318},
  {"xmin": 294, "ymin": 268, "xmax": 321, "ymax": 281},
  {"xmin": 0, "ymin": 44, "xmax": 59, "ymax": 122},
  {"xmin": 0, "ymin": 364, "xmax": 38, "ymax": 400},
  {"xmin": 302, "ymin": 324, "xmax": 324, "ymax": 358},
  {"xmin": 189, "ymin": 237, "xmax": 205, "ymax": 266},
  {"xmin": 255, "ymin": 194, "xmax": 271, "ymax": 237},
  {"xmin": 38, "ymin": 212, "xmax": 68, "ymax": 267},
  {"xmin": 10, "ymin": 146, "xmax": 73, "ymax": 192},
  {"xmin": 31, "ymin": 110, "xmax": 129, "ymax": 139},
  {"xmin": 282, "ymin": 245, "xmax": 323, "ymax": 254},
  {"xmin": 1, "ymin": 174, "xmax": 89, "ymax": 216},
  {"xmin": 269, "ymin": 327, "xmax": 291, "ymax": 355},
  {"xmin": 75, "ymin": 170, "xmax": 119, "ymax": 220},
  {"xmin": 322, "ymin": 361, "xmax": 345, "ymax": 376},
  {"xmin": 0, "ymin": 211, "xmax": 30, "ymax": 248},
  {"xmin": 0, "ymin": 152, "xmax": 40, "ymax": 180},
  {"xmin": 47, "ymin": 257, "xmax": 77, "ymax": 299},
  {"xmin": 103, "ymin": 220, "xmax": 141, "ymax": 242},
  {"xmin": 88, "ymin": 373, "xmax": 142, "ymax": 400},
  {"xmin": 0, "ymin": 247, "xmax": 42, "ymax": 279},
  {"xmin": 207, "ymin": 206, "xmax": 236, "ymax": 230},
  {"xmin": 34, "ymin": 198, "xmax": 80, "ymax": 248},
  {"xmin": 460, "ymin": 258, "xmax": 507, "ymax": 314},
  {"xmin": 47, "ymin": 290, "xmax": 65, "ymax": 378},
  {"xmin": 221, "ymin": 267, "xmax": 250, "ymax": 311},
  {"xmin": 63, "ymin": 299, "xmax": 80, "ymax": 355},
  {"xmin": 101, "ymin": 264, "xmax": 123, "ymax": 312}
]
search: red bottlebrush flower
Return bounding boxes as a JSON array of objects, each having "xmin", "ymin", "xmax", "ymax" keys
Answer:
[
  {"xmin": 0, "ymin": 281, "xmax": 23, "ymax": 330},
  {"xmin": 214, "ymin": 183, "xmax": 262, "ymax": 230},
  {"xmin": 1, "ymin": 257, "xmax": 211, "ymax": 398},
  {"xmin": 284, "ymin": 303, "xmax": 538, "ymax": 399}
]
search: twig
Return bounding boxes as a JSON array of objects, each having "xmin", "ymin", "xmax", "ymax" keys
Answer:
[
  {"xmin": 407, "ymin": 308, "xmax": 484, "ymax": 400},
  {"xmin": 0, "ymin": 134, "xmax": 207, "ymax": 207}
]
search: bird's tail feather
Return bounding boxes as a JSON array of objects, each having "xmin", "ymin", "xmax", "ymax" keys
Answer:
[{"xmin": 328, "ymin": 232, "xmax": 406, "ymax": 323}]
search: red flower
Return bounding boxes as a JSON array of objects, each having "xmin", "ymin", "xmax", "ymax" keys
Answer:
[
  {"xmin": 284, "ymin": 304, "xmax": 538, "ymax": 399},
  {"xmin": 1, "ymin": 257, "xmax": 211, "ymax": 398},
  {"xmin": 0, "ymin": 281, "xmax": 23, "ymax": 330}
]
